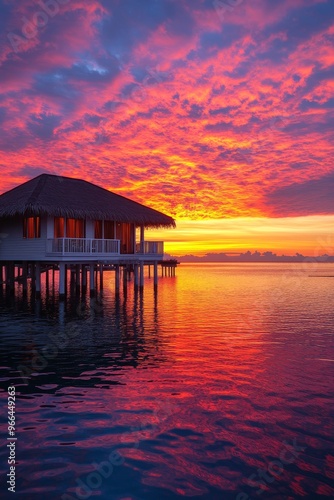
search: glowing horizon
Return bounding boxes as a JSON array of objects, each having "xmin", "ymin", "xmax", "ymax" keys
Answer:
[
  {"xmin": 0, "ymin": 0, "xmax": 333, "ymax": 255},
  {"xmin": 150, "ymin": 215, "xmax": 334, "ymax": 256}
]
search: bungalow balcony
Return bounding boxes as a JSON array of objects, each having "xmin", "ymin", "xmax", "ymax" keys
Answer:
[{"xmin": 46, "ymin": 238, "xmax": 164, "ymax": 259}]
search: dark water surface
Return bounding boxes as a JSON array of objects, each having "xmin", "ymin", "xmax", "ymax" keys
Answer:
[{"xmin": 1, "ymin": 263, "xmax": 334, "ymax": 499}]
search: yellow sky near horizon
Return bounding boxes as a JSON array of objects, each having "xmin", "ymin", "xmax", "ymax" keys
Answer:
[{"xmin": 149, "ymin": 215, "xmax": 334, "ymax": 257}]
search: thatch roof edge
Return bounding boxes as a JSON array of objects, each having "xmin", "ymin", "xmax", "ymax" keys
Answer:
[
  {"xmin": 0, "ymin": 174, "xmax": 176, "ymax": 228},
  {"xmin": 0, "ymin": 204, "xmax": 176, "ymax": 228}
]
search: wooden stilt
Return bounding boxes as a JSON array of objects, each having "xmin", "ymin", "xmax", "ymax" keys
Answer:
[
  {"xmin": 90, "ymin": 264, "xmax": 95, "ymax": 297},
  {"xmin": 9, "ymin": 262, "xmax": 15, "ymax": 294},
  {"xmin": 70, "ymin": 268, "xmax": 76, "ymax": 293},
  {"xmin": 154, "ymin": 261, "xmax": 158, "ymax": 288},
  {"xmin": 22, "ymin": 261, "xmax": 28, "ymax": 295},
  {"xmin": 30, "ymin": 262, "xmax": 36, "ymax": 293},
  {"xmin": 115, "ymin": 265, "xmax": 120, "ymax": 294},
  {"xmin": 65, "ymin": 265, "xmax": 68, "ymax": 295},
  {"xmin": 4, "ymin": 263, "xmax": 8, "ymax": 290},
  {"xmin": 82, "ymin": 265, "xmax": 87, "ymax": 291},
  {"xmin": 76, "ymin": 264, "xmax": 81, "ymax": 293},
  {"xmin": 134, "ymin": 263, "xmax": 139, "ymax": 289},
  {"xmin": 99, "ymin": 264, "xmax": 103, "ymax": 290},
  {"xmin": 35, "ymin": 262, "xmax": 41, "ymax": 298},
  {"xmin": 45, "ymin": 266, "xmax": 49, "ymax": 290},
  {"xmin": 123, "ymin": 266, "xmax": 127, "ymax": 294},
  {"xmin": 140, "ymin": 262, "xmax": 144, "ymax": 288},
  {"xmin": 59, "ymin": 262, "xmax": 66, "ymax": 300}
]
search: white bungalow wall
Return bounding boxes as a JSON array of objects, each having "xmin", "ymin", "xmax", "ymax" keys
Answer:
[
  {"xmin": 0, "ymin": 215, "xmax": 48, "ymax": 261},
  {"xmin": 0, "ymin": 216, "xmax": 139, "ymax": 261}
]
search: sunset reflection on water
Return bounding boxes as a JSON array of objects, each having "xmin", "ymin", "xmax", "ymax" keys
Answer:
[{"xmin": 0, "ymin": 263, "xmax": 333, "ymax": 499}]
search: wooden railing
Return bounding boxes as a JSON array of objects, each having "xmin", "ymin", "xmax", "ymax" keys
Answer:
[
  {"xmin": 46, "ymin": 238, "xmax": 120, "ymax": 255},
  {"xmin": 136, "ymin": 241, "xmax": 164, "ymax": 254}
]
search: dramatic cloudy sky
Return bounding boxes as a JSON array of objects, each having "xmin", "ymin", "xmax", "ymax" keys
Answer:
[{"xmin": 0, "ymin": 0, "xmax": 333, "ymax": 255}]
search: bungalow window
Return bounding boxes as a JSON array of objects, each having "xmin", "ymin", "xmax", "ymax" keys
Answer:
[
  {"xmin": 104, "ymin": 221, "xmax": 115, "ymax": 239},
  {"xmin": 117, "ymin": 223, "xmax": 134, "ymax": 254},
  {"xmin": 23, "ymin": 217, "xmax": 40, "ymax": 238},
  {"xmin": 54, "ymin": 217, "xmax": 65, "ymax": 238},
  {"xmin": 94, "ymin": 220, "xmax": 115, "ymax": 239},
  {"xmin": 66, "ymin": 219, "xmax": 85, "ymax": 238},
  {"xmin": 54, "ymin": 217, "xmax": 85, "ymax": 238},
  {"xmin": 94, "ymin": 220, "xmax": 103, "ymax": 239}
]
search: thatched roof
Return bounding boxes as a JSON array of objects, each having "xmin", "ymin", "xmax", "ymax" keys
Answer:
[{"xmin": 0, "ymin": 174, "xmax": 175, "ymax": 228}]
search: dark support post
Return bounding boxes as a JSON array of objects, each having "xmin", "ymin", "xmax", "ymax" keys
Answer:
[
  {"xmin": 134, "ymin": 263, "xmax": 139, "ymax": 289},
  {"xmin": 76, "ymin": 264, "xmax": 81, "ymax": 294},
  {"xmin": 21, "ymin": 261, "xmax": 27, "ymax": 295},
  {"xmin": 45, "ymin": 266, "xmax": 49, "ymax": 291},
  {"xmin": 65, "ymin": 265, "xmax": 68, "ymax": 295},
  {"xmin": 154, "ymin": 261, "xmax": 158, "ymax": 288},
  {"xmin": 140, "ymin": 262, "xmax": 144, "ymax": 289},
  {"xmin": 3, "ymin": 263, "xmax": 7, "ymax": 291},
  {"xmin": 4, "ymin": 263, "xmax": 8, "ymax": 292},
  {"xmin": 59, "ymin": 262, "xmax": 66, "ymax": 300},
  {"xmin": 82, "ymin": 265, "xmax": 87, "ymax": 291},
  {"xmin": 123, "ymin": 266, "xmax": 127, "ymax": 295},
  {"xmin": 115, "ymin": 265, "xmax": 120, "ymax": 294},
  {"xmin": 35, "ymin": 262, "xmax": 41, "ymax": 298},
  {"xmin": 9, "ymin": 262, "xmax": 15, "ymax": 294},
  {"xmin": 30, "ymin": 262, "xmax": 36, "ymax": 293},
  {"xmin": 99, "ymin": 263, "xmax": 103, "ymax": 290},
  {"xmin": 90, "ymin": 264, "xmax": 95, "ymax": 297}
]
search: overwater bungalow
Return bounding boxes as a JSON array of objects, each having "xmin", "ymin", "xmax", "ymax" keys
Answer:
[{"xmin": 0, "ymin": 173, "xmax": 176, "ymax": 297}]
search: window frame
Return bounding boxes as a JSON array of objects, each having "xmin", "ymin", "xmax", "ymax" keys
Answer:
[{"xmin": 23, "ymin": 216, "xmax": 41, "ymax": 239}]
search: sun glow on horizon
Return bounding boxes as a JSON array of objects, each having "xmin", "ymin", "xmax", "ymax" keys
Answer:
[{"xmin": 149, "ymin": 216, "xmax": 334, "ymax": 257}]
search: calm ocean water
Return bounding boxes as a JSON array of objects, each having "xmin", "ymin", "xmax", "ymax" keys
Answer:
[{"xmin": 1, "ymin": 263, "xmax": 334, "ymax": 499}]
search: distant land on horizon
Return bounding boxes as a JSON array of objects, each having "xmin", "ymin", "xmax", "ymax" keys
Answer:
[{"xmin": 166, "ymin": 251, "xmax": 334, "ymax": 263}]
